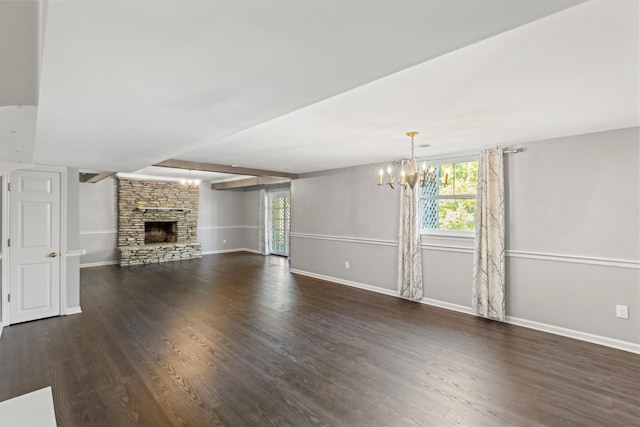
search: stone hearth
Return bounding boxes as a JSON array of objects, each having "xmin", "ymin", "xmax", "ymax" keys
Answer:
[{"xmin": 117, "ymin": 178, "xmax": 202, "ymax": 266}]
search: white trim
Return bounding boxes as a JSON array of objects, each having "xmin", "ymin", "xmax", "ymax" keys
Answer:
[
  {"xmin": 79, "ymin": 230, "xmax": 116, "ymax": 235},
  {"xmin": 419, "ymin": 297, "xmax": 475, "ymax": 315},
  {"xmin": 1, "ymin": 173, "xmax": 8, "ymax": 326},
  {"xmin": 505, "ymin": 315, "xmax": 640, "ymax": 354},
  {"xmin": 58, "ymin": 167, "xmax": 68, "ymax": 317},
  {"xmin": 65, "ymin": 306, "xmax": 82, "ymax": 315},
  {"xmin": 421, "ymin": 243, "xmax": 474, "ymax": 254},
  {"xmin": 66, "ymin": 249, "xmax": 85, "ymax": 257},
  {"xmin": 291, "ymin": 232, "xmax": 640, "ymax": 269},
  {"xmin": 506, "ymin": 250, "xmax": 639, "ymax": 270},
  {"xmin": 201, "ymin": 248, "xmax": 262, "ymax": 255},
  {"xmin": 80, "ymin": 260, "xmax": 118, "ymax": 268},
  {"xmin": 198, "ymin": 225, "xmax": 259, "ymax": 230},
  {"xmin": 421, "ymin": 230, "xmax": 474, "ymax": 239},
  {"xmin": 289, "ymin": 269, "xmax": 397, "ymax": 297},
  {"xmin": 0, "ymin": 323, "xmax": 4, "ymax": 339},
  {"xmin": 241, "ymin": 248, "xmax": 262, "ymax": 254},
  {"xmin": 290, "ymin": 232, "xmax": 398, "ymax": 247},
  {"xmin": 288, "ymin": 268, "xmax": 640, "ymax": 354}
]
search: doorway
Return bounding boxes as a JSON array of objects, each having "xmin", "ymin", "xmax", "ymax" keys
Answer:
[{"xmin": 268, "ymin": 191, "xmax": 290, "ymax": 256}]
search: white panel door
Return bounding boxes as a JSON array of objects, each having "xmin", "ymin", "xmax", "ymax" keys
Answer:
[{"xmin": 9, "ymin": 170, "xmax": 61, "ymax": 324}]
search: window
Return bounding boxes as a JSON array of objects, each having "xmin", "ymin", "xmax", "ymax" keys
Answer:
[{"xmin": 420, "ymin": 160, "xmax": 478, "ymax": 232}]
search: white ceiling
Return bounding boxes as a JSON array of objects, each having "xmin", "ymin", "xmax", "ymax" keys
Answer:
[{"xmin": 3, "ymin": 0, "xmax": 638, "ymax": 177}]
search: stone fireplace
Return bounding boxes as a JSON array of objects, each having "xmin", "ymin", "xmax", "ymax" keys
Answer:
[
  {"xmin": 117, "ymin": 178, "xmax": 202, "ymax": 266},
  {"xmin": 145, "ymin": 221, "xmax": 177, "ymax": 244}
]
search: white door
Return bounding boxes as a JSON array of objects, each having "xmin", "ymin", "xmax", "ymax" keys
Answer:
[{"xmin": 9, "ymin": 170, "xmax": 61, "ymax": 324}]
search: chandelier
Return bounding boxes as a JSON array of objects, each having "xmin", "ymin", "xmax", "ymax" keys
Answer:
[
  {"xmin": 180, "ymin": 170, "xmax": 202, "ymax": 186},
  {"xmin": 378, "ymin": 132, "xmax": 436, "ymax": 190}
]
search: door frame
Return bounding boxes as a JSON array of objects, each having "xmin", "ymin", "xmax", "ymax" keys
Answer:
[
  {"xmin": 1, "ymin": 165, "xmax": 68, "ymax": 326},
  {"xmin": 267, "ymin": 190, "xmax": 291, "ymax": 257}
]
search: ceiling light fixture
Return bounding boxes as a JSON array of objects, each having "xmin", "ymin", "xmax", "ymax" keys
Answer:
[
  {"xmin": 378, "ymin": 132, "xmax": 436, "ymax": 190},
  {"xmin": 180, "ymin": 170, "xmax": 202, "ymax": 186}
]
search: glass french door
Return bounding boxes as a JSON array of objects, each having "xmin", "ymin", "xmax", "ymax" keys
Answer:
[{"xmin": 268, "ymin": 192, "xmax": 290, "ymax": 256}]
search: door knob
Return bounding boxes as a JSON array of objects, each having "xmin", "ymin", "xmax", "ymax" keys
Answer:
[{"xmin": 50, "ymin": 252, "xmax": 58, "ymax": 258}]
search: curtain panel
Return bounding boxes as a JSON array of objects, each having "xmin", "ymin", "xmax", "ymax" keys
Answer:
[
  {"xmin": 397, "ymin": 184, "xmax": 424, "ymax": 300},
  {"xmin": 472, "ymin": 148, "xmax": 506, "ymax": 321},
  {"xmin": 258, "ymin": 189, "xmax": 270, "ymax": 255}
]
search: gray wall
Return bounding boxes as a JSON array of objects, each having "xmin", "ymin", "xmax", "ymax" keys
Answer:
[
  {"xmin": 290, "ymin": 127, "xmax": 640, "ymax": 348},
  {"xmin": 79, "ymin": 176, "xmax": 118, "ymax": 266},
  {"xmin": 79, "ymin": 179, "xmax": 262, "ymax": 265},
  {"xmin": 66, "ymin": 168, "xmax": 80, "ymax": 309},
  {"xmin": 0, "ymin": 176, "xmax": 3, "ymax": 321},
  {"xmin": 198, "ymin": 186, "xmax": 260, "ymax": 254}
]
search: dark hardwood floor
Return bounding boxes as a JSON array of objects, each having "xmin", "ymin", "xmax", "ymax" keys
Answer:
[{"xmin": 0, "ymin": 253, "xmax": 638, "ymax": 426}]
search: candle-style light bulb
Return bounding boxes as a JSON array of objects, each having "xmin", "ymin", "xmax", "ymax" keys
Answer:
[{"xmin": 378, "ymin": 169, "xmax": 384, "ymax": 185}]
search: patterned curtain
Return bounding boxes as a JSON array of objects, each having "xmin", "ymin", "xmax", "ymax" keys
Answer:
[
  {"xmin": 258, "ymin": 189, "xmax": 270, "ymax": 255},
  {"xmin": 472, "ymin": 148, "xmax": 506, "ymax": 321},
  {"xmin": 397, "ymin": 182, "xmax": 423, "ymax": 300}
]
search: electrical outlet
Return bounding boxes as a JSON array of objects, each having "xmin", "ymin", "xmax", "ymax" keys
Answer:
[
  {"xmin": 344, "ymin": 261, "xmax": 350, "ymax": 269},
  {"xmin": 616, "ymin": 305, "xmax": 629, "ymax": 319},
  {"xmin": 223, "ymin": 239, "xmax": 227, "ymax": 244}
]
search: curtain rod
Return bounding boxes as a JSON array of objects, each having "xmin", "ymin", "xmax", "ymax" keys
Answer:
[{"xmin": 502, "ymin": 148, "xmax": 522, "ymax": 154}]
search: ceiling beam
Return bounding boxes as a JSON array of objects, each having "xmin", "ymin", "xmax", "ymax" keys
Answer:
[
  {"xmin": 154, "ymin": 159, "xmax": 298, "ymax": 179},
  {"xmin": 211, "ymin": 176, "xmax": 289, "ymax": 190},
  {"xmin": 79, "ymin": 171, "xmax": 115, "ymax": 183}
]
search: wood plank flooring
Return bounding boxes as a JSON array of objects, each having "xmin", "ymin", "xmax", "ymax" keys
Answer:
[{"xmin": 0, "ymin": 252, "xmax": 638, "ymax": 426}]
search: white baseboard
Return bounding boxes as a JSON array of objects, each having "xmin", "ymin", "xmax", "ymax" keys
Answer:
[
  {"xmin": 420, "ymin": 298, "xmax": 475, "ymax": 315},
  {"xmin": 505, "ymin": 315, "xmax": 640, "ymax": 354},
  {"xmin": 65, "ymin": 306, "xmax": 82, "ymax": 315},
  {"xmin": 289, "ymin": 268, "xmax": 640, "ymax": 354},
  {"xmin": 0, "ymin": 323, "xmax": 4, "ymax": 339},
  {"xmin": 202, "ymin": 248, "xmax": 263, "ymax": 255},
  {"xmin": 242, "ymin": 248, "xmax": 263, "ymax": 255},
  {"xmin": 80, "ymin": 260, "xmax": 117, "ymax": 268},
  {"xmin": 290, "ymin": 269, "xmax": 397, "ymax": 297}
]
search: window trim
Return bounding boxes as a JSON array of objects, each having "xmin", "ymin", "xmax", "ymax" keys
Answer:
[{"xmin": 419, "ymin": 156, "xmax": 478, "ymax": 235}]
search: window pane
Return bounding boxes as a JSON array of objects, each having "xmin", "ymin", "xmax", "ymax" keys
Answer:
[
  {"xmin": 453, "ymin": 161, "xmax": 478, "ymax": 195},
  {"xmin": 438, "ymin": 199, "xmax": 476, "ymax": 231},
  {"xmin": 421, "ymin": 161, "xmax": 478, "ymax": 197},
  {"xmin": 439, "ymin": 163, "xmax": 454, "ymax": 195}
]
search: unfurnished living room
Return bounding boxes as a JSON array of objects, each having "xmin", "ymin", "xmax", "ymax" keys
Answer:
[{"xmin": 0, "ymin": 1, "xmax": 638, "ymax": 426}]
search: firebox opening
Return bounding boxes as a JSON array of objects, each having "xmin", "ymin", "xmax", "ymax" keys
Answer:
[{"xmin": 145, "ymin": 221, "xmax": 177, "ymax": 244}]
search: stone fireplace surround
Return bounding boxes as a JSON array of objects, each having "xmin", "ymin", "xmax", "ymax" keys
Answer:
[{"xmin": 117, "ymin": 178, "xmax": 201, "ymax": 266}]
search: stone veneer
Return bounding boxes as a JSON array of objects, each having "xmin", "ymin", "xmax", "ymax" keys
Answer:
[{"xmin": 117, "ymin": 178, "xmax": 202, "ymax": 266}]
